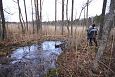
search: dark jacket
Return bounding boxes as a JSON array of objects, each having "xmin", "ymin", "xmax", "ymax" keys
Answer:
[{"xmin": 87, "ymin": 27, "xmax": 97, "ymax": 39}]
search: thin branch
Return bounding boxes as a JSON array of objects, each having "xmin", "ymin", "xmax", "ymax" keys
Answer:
[
  {"xmin": 3, "ymin": 9, "xmax": 15, "ymax": 15},
  {"xmin": 12, "ymin": 0, "xmax": 17, "ymax": 3}
]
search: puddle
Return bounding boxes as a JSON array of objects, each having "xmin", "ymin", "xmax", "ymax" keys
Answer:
[{"xmin": 10, "ymin": 41, "xmax": 62, "ymax": 76}]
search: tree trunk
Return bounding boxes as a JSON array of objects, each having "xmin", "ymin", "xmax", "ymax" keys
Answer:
[
  {"xmin": 98, "ymin": 0, "xmax": 107, "ymax": 40},
  {"xmin": 31, "ymin": 0, "xmax": 35, "ymax": 34},
  {"xmin": 62, "ymin": 0, "xmax": 64, "ymax": 35},
  {"xmin": 40, "ymin": 0, "xmax": 42, "ymax": 31},
  {"xmin": 71, "ymin": 0, "xmax": 74, "ymax": 36},
  {"xmin": 23, "ymin": 0, "xmax": 28, "ymax": 31},
  {"xmin": 34, "ymin": 0, "xmax": 40, "ymax": 33},
  {"xmin": 55, "ymin": 0, "xmax": 57, "ymax": 34},
  {"xmin": 66, "ymin": 0, "xmax": 70, "ymax": 35},
  {"xmin": 17, "ymin": 0, "xmax": 25, "ymax": 33},
  {"xmin": 93, "ymin": 0, "xmax": 115, "ymax": 71},
  {"xmin": 0, "ymin": 14, "xmax": 2, "ymax": 39},
  {"xmin": 0, "ymin": 0, "xmax": 6, "ymax": 40},
  {"xmin": 0, "ymin": 23, "xmax": 2, "ymax": 39},
  {"xmin": 86, "ymin": 0, "xmax": 89, "ymax": 28}
]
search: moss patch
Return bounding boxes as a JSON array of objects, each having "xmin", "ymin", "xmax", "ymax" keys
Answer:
[{"xmin": 45, "ymin": 68, "xmax": 59, "ymax": 77}]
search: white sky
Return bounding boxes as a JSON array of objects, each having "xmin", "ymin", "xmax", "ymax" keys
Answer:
[{"xmin": 3, "ymin": 0, "xmax": 110, "ymax": 22}]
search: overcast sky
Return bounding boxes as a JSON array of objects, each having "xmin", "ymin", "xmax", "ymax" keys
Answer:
[{"xmin": 3, "ymin": 0, "xmax": 110, "ymax": 22}]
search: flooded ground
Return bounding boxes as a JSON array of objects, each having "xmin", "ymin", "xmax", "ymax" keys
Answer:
[{"xmin": 9, "ymin": 41, "xmax": 62, "ymax": 77}]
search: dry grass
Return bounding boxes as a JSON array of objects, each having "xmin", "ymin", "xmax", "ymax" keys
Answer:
[
  {"xmin": 57, "ymin": 37, "xmax": 97, "ymax": 77},
  {"xmin": 3, "ymin": 23, "xmax": 86, "ymax": 46},
  {"xmin": 2, "ymin": 23, "xmax": 115, "ymax": 76},
  {"xmin": 57, "ymin": 28, "xmax": 115, "ymax": 77}
]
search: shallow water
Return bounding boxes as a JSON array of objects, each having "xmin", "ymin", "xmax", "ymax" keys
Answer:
[{"xmin": 10, "ymin": 41, "xmax": 62, "ymax": 76}]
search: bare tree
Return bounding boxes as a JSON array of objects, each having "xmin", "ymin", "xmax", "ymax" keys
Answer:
[
  {"xmin": 71, "ymin": 0, "xmax": 74, "ymax": 36},
  {"xmin": 0, "ymin": 12, "xmax": 2, "ymax": 39},
  {"xmin": 86, "ymin": 0, "xmax": 89, "ymax": 27},
  {"xmin": 0, "ymin": 0, "xmax": 6, "ymax": 40},
  {"xmin": 23, "ymin": 0, "xmax": 28, "ymax": 31},
  {"xmin": 40, "ymin": 0, "xmax": 42, "ymax": 31},
  {"xmin": 55, "ymin": 0, "xmax": 57, "ymax": 34},
  {"xmin": 98, "ymin": 0, "xmax": 107, "ymax": 39},
  {"xmin": 34, "ymin": 0, "xmax": 41, "ymax": 33},
  {"xmin": 31, "ymin": 0, "xmax": 35, "ymax": 34},
  {"xmin": 62, "ymin": 0, "xmax": 64, "ymax": 35},
  {"xmin": 17, "ymin": 0, "xmax": 25, "ymax": 33},
  {"xmin": 93, "ymin": 0, "xmax": 115, "ymax": 71},
  {"xmin": 66, "ymin": 0, "xmax": 70, "ymax": 35}
]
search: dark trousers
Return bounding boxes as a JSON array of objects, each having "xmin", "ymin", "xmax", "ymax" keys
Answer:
[{"xmin": 89, "ymin": 38, "xmax": 98, "ymax": 46}]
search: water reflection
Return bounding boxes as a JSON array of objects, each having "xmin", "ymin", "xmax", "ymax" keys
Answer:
[{"xmin": 10, "ymin": 41, "xmax": 62, "ymax": 76}]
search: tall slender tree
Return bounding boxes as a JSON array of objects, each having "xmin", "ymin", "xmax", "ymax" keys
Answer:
[
  {"xmin": 31, "ymin": 0, "xmax": 35, "ymax": 34},
  {"xmin": 0, "ymin": 0, "xmax": 6, "ymax": 40},
  {"xmin": 34, "ymin": 0, "xmax": 41, "ymax": 33},
  {"xmin": 66, "ymin": 0, "xmax": 70, "ymax": 35},
  {"xmin": 17, "ymin": 0, "xmax": 25, "ymax": 33},
  {"xmin": 23, "ymin": 0, "xmax": 28, "ymax": 31},
  {"xmin": 62, "ymin": 0, "xmax": 64, "ymax": 35},
  {"xmin": 55, "ymin": 0, "xmax": 57, "ymax": 34},
  {"xmin": 0, "ymin": 14, "xmax": 2, "ymax": 39},
  {"xmin": 40, "ymin": 0, "xmax": 42, "ymax": 31},
  {"xmin": 98, "ymin": 0, "xmax": 107, "ymax": 39},
  {"xmin": 71, "ymin": 0, "xmax": 74, "ymax": 36},
  {"xmin": 86, "ymin": 0, "xmax": 89, "ymax": 27}
]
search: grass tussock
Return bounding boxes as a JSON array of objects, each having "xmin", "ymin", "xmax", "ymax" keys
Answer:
[{"xmin": 57, "ymin": 38, "xmax": 96, "ymax": 77}]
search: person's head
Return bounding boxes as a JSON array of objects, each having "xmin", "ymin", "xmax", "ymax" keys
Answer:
[{"xmin": 92, "ymin": 24, "xmax": 95, "ymax": 27}]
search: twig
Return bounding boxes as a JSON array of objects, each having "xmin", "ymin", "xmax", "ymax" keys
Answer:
[{"xmin": 3, "ymin": 9, "xmax": 15, "ymax": 15}]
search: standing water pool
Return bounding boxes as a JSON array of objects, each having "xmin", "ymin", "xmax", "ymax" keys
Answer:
[{"xmin": 10, "ymin": 41, "xmax": 62, "ymax": 77}]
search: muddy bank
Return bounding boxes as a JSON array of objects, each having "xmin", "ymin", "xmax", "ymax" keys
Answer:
[
  {"xmin": 0, "ymin": 62, "xmax": 33, "ymax": 77},
  {"xmin": 0, "ymin": 35, "xmax": 67, "ymax": 56}
]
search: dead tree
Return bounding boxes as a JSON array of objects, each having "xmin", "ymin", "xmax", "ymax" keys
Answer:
[
  {"xmin": 0, "ymin": 0, "xmax": 6, "ymax": 40},
  {"xmin": 93, "ymin": 0, "xmax": 115, "ymax": 71}
]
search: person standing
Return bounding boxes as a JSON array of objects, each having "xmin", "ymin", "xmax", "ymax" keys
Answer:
[{"xmin": 87, "ymin": 24, "xmax": 98, "ymax": 46}]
